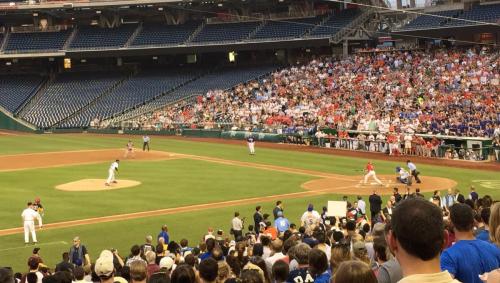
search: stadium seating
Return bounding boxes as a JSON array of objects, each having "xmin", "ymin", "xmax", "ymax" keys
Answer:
[
  {"xmin": 252, "ymin": 16, "xmax": 322, "ymax": 39},
  {"xmin": 401, "ymin": 10, "xmax": 461, "ymax": 30},
  {"xmin": 131, "ymin": 22, "xmax": 200, "ymax": 47},
  {"xmin": 60, "ymin": 69, "xmax": 199, "ymax": 127},
  {"xmin": 69, "ymin": 24, "xmax": 137, "ymax": 50},
  {"xmin": 446, "ymin": 4, "xmax": 500, "ymax": 26},
  {"xmin": 21, "ymin": 72, "xmax": 124, "ymax": 128},
  {"xmin": 193, "ymin": 21, "xmax": 261, "ymax": 43},
  {"xmin": 0, "ymin": 75, "xmax": 45, "ymax": 113},
  {"xmin": 4, "ymin": 30, "xmax": 71, "ymax": 53},
  {"xmin": 309, "ymin": 9, "xmax": 360, "ymax": 37}
]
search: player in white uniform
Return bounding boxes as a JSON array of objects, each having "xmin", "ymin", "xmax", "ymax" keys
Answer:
[
  {"xmin": 21, "ymin": 202, "xmax": 42, "ymax": 244},
  {"xmin": 247, "ymin": 137, "xmax": 255, "ymax": 155},
  {"xmin": 105, "ymin": 160, "xmax": 119, "ymax": 186}
]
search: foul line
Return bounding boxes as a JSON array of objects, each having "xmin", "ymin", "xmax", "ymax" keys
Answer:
[{"xmin": 0, "ymin": 241, "xmax": 68, "ymax": 252}]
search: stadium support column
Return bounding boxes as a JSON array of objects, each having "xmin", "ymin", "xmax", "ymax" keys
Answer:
[
  {"xmin": 343, "ymin": 40, "xmax": 349, "ymax": 58},
  {"xmin": 396, "ymin": 0, "xmax": 402, "ymax": 9}
]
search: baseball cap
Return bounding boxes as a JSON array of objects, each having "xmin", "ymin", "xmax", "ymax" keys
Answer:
[
  {"xmin": 395, "ymin": 166, "xmax": 401, "ymax": 172},
  {"xmin": 353, "ymin": 241, "xmax": 367, "ymax": 252},
  {"xmin": 95, "ymin": 250, "xmax": 114, "ymax": 277},
  {"xmin": 159, "ymin": 257, "xmax": 174, "ymax": 270},
  {"xmin": 307, "ymin": 204, "xmax": 314, "ymax": 212}
]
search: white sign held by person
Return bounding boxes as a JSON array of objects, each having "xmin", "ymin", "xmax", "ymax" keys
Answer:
[{"xmin": 327, "ymin": 201, "xmax": 347, "ymax": 217}]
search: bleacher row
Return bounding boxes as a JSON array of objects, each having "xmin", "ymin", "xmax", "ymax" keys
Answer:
[
  {"xmin": 400, "ymin": 3, "xmax": 500, "ymax": 30},
  {"xmin": 0, "ymin": 66, "xmax": 277, "ymax": 128},
  {"xmin": 0, "ymin": 10, "xmax": 360, "ymax": 53}
]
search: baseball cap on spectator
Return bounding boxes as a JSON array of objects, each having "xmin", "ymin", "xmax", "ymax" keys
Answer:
[
  {"xmin": 95, "ymin": 250, "xmax": 114, "ymax": 277},
  {"xmin": 353, "ymin": 241, "xmax": 367, "ymax": 252},
  {"xmin": 159, "ymin": 257, "xmax": 174, "ymax": 270},
  {"xmin": 307, "ymin": 204, "xmax": 314, "ymax": 212}
]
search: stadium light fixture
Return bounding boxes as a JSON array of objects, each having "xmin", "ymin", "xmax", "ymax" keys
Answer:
[
  {"xmin": 158, "ymin": 7, "xmax": 164, "ymax": 11},
  {"xmin": 96, "ymin": 10, "xmax": 101, "ymax": 14}
]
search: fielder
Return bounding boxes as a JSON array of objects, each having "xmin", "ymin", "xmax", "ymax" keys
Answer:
[
  {"xmin": 105, "ymin": 159, "xmax": 119, "ymax": 186},
  {"xmin": 363, "ymin": 161, "xmax": 383, "ymax": 186},
  {"xmin": 21, "ymin": 202, "xmax": 42, "ymax": 244},
  {"xmin": 124, "ymin": 140, "xmax": 135, "ymax": 158},
  {"xmin": 247, "ymin": 136, "xmax": 255, "ymax": 155}
]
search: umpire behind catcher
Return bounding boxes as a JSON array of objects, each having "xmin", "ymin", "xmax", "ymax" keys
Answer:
[{"xmin": 407, "ymin": 160, "xmax": 421, "ymax": 184}]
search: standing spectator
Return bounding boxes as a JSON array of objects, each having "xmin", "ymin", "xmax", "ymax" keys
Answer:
[
  {"xmin": 273, "ymin": 201, "xmax": 284, "ymax": 220},
  {"xmin": 393, "ymin": 188, "xmax": 402, "ymax": 204},
  {"xmin": 141, "ymin": 236, "xmax": 154, "ymax": 256},
  {"xmin": 271, "ymin": 261, "xmax": 289, "ymax": 283},
  {"xmin": 477, "ymin": 208, "xmax": 491, "ymax": 242},
  {"xmin": 441, "ymin": 203, "xmax": 500, "ymax": 283},
  {"xmin": 454, "ymin": 189, "xmax": 465, "ymax": 204},
  {"xmin": 171, "ymin": 264, "xmax": 196, "ymax": 283},
  {"xmin": 308, "ymin": 249, "xmax": 329, "ymax": 283},
  {"xmin": 406, "ymin": 160, "xmax": 421, "ymax": 184},
  {"xmin": 300, "ymin": 204, "xmax": 321, "ymax": 230},
  {"xmin": 357, "ymin": 196, "xmax": 366, "ymax": 216},
  {"xmin": 286, "ymin": 243, "xmax": 312, "ymax": 283},
  {"xmin": 125, "ymin": 245, "xmax": 146, "ymax": 266},
  {"xmin": 443, "ymin": 189, "xmax": 455, "ymax": 208},
  {"xmin": 24, "ymin": 258, "xmax": 42, "ymax": 283},
  {"xmin": 382, "ymin": 200, "xmax": 393, "ymax": 223},
  {"xmin": 55, "ymin": 252, "xmax": 73, "ymax": 272},
  {"xmin": 388, "ymin": 198, "xmax": 458, "ymax": 283},
  {"xmin": 231, "ymin": 212, "xmax": 244, "ymax": 240},
  {"xmin": 265, "ymin": 240, "xmax": 285, "ymax": 274},
  {"xmin": 332, "ymin": 261, "xmax": 376, "ymax": 283},
  {"xmin": 369, "ymin": 190, "xmax": 383, "ymax": 224},
  {"xmin": 254, "ymin": 206, "xmax": 264, "ymax": 234},
  {"xmin": 145, "ymin": 251, "xmax": 159, "ymax": 279},
  {"xmin": 69, "ymin": 237, "xmax": 90, "ymax": 267},
  {"xmin": 199, "ymin": 258, "xmax": 218, "ymax": 283},
  {"xmin": 469, "ymin": 186, "xmax": 479, "ymax": 202},
  {"xmin": 274, "ymin": 212, "xmax": 290, "ymax": 234},
  {"xmin": 158, "ymin": 225, "xmax": 170, "ymax": 245},
  {"xmin": 95, "ymin": 250, "xmax": 115, "ymax": 283}
]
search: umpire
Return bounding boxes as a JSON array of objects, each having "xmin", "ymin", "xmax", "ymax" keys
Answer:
[
  {"xmin": 142, "ymin": 135, "xmax": 150, "ymax": 151},
  {"xmin": 407, "ymin": 160, "xmax": 421, "ymax": 183}
]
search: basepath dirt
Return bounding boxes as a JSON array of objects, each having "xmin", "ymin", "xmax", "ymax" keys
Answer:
[{"xmin": 0, "ymin": 148, "xmax": 457, "ymax": 236}]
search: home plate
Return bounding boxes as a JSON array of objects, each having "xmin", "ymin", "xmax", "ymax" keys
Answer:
[{"xmin": 55, "ymin": 179, "xmax": 141, "ymax": 191}]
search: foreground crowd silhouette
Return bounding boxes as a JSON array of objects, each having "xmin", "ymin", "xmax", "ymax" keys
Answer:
[{"xmin": 1, "ymin": 191, "xmax": 499, "ymax": 283}]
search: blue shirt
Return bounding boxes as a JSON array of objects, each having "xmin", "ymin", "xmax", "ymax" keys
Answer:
[
  {"xmin": 441, "ymin": 239, "xmax": 500, "ymax": 283},
  {"xmin": 476, "ymin": 229, "xmax": 490, "ymax": 242},
  {"xmin": 314, "ymin": 272, "xmax": 330, "ymax": 283},
  {"xmin": 275, "ymin": 217, "xmax": 290, "ymax": 233},
  {"xmin": 158, "ymin": 231, "xmax": 169, "ymax": 244}
]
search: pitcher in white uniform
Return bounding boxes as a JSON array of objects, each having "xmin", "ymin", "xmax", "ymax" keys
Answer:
[
  {"xmin": 105, "ymin": 160, "xmax": 119, "ymax": 186},
  {"xmin": 21, "ymin": 202, "xmax": 42, "ymax": 244}
]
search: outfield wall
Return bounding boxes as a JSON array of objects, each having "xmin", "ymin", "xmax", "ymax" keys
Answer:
[{"xmin": 0, "ymin": 110, "xmax": 36, "ymax": 132}]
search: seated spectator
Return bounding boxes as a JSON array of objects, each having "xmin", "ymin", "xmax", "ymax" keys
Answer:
[
  {"xmin": 389, "ymin": 198, "xmax": 459, "ymax": 283},
  {"xmin": 441, "ymin": 203, "xmax": 500, "ymax": 283},
  {"xmin": 330, "ymin": 240, "xmax": 352, "ymax": 274},
  {"xmin": 170, "ymin": 264, "xmax": 196, "ymax": 283},
  {"xmin": 0, "ymin": 268, "xmax": 14, "ymax": 283},
  {"xmin": 95, "ymin": 250, "xmax": 116, "ymax": 283},
  {"xmin": 331, "ymin": 260, "xmax": 377, "ymax": 283},
  {"xmin": 72, "ymin": 267, "xmax": 86, "ymax": 283},
  {"xmin": 129, "ymin": 261, "xmax": 147, "ymax": 283},
  {"xmin": 271, "ymin": 261, "xmax": 289, "ymax": 283},
  {"xmin": 476, "ymin": 207, "xmax": 491, "ymax": 242},
  {"xmin": 54, "ymin": 253, "xmax": 73, "ymax": 273},
  {"xmin": 199, "ymin": 258, "xmax": 218, "ymax": 283},
  {"xmin": 145, "ymin": 251, "xmax": 159, "ymax": 278}
]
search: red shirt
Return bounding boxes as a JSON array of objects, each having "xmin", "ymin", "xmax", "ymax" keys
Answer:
[{"xmin": 366, "ymin": 164, "xmax": 374, "ymax": 172}]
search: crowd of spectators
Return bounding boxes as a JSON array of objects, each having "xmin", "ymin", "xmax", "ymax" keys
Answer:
[
  {"xmin": 1, "ymin": 189, "xmax": 499, "ymax": 283},
  {"xmin": 124, "ymin": 47, "xmax": 499, "ymax": 140}
]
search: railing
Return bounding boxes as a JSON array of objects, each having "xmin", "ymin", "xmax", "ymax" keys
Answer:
[{"xmin": 10, "ymin": 25, "xmax": 71, "ymax": 33}]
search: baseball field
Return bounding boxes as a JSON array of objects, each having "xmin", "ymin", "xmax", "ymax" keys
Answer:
[{"xmin": 0, "ymin": 132, "xmax": 498, "ymax": 271}]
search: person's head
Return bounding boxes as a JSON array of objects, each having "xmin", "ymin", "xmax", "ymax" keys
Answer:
[
  {"xmin": 145, "ymin": 251, "xmax": 156, "ymax": 265},
  {"xmin": 170, "ymin": 264, "xmax": 196, "ymax": 283},
  {"xmin": 95, "ymin": 250, "xmax": 115, "ymax": 281},
  {"xmin": 481, "ymin": 207, "xmax": 491, "ymax": 227},
  {"xmin": 199, "ymin": 258, "xmax": 218, "ymax": 283},
  {"xmin": 270, "ymin": 239, "xmax": 283, "ymax": 253},
  {"xmin": 470, "ymin": 186, "xmax": 475, "ymax": 192},
  {"xmin": 332, "ymin": 260, "xmax": 377, "ymax": 283},
  {"xmin": 129, "ymin": 261, "xmax": 147, "ymax": 283},
  {"xmin": 252, "ymin": 243, "xmax": 264, "ymax": 257},
  {"xmin": 26, "ymin": 273, "xmax": 38, "ymax": 283},
  {"xmin": 389, "ymin": 198, "xmax": 444, "ymax": 262},
  {"xmin": 145, "ymin": 235, "xmax": 153, "ymax": 244},
  {"xmin": 450, "ymin": 203, "xmax": 474, "ymax": 232},
  {"xmin": 271, "ymin": 260, "xmax": 289, "ymax": 283},
  {"xmin": 73, "ymin": 266, "xmax": 85, "ymax": 281},
  {"xmin": 162, "ymin": 225, "xmax": 168, "ymax": 232},
  {"xmin": 116, "ymin": 159, "xmax": 120, "ymax": 163},
  {"xmin": 130, "ymin": 245, "xmax": 141, "ymax": 257},
  {"xmin": 293, "ymin": 243, "xmax": 311, "ymax": 265},
  {"xmin": 276, "ymin": 201, "xmax": 282, "ymax": 207},
  {"xmin": 73, "ymin": 236, "xmax": 81, "ymax": 247},
  {"xmin": 148, "ymin": 273, "xmax": 170, "ymax": 283},
  {"xmin": 62, "ymin": 252, "xmax": 69, "ymax": 262},
  {"xmin": 206, "ymin": 238, "xmax": 216, "ymax": 252},
  {"xmin": 0, "ymin": 268, "xmax": 14, "ymax": 283},
  {"xmin": 240, "ymin": 270, "xmax": 263, "ymax": 283},
  {"xmin": 234, "ymin": 212, "xmax": 240, "ymax": 218},
  {"xmin": 256, "ymin": 206, "xmax": 261, "ymax": 212},
  {"xmin": 308, "ymin": 249, "xmax": 328, "ymax": 277},
  {"xmin": 489, "ymin": 203, "xmax": 500, "ymax": 246},
  {"xmin": 406, "ymin": 160, "xmax": 411, "ymax": 164},
  {"xmin": 393, "ymin": 187, "xmax": 399, "ymax": 194},
  {"xmin": 27, "ymin": 202, "xmax": 33, "ymax": 208}
]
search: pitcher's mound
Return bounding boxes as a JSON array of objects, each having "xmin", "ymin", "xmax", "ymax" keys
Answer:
[{"xmin": 56, "ymin": 179, "xmax": 141, "ymax": 191}]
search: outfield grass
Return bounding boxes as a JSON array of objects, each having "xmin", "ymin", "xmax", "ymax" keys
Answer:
[{"xmin": 0, "ymin": 133, "xmax": 498, "ymax": 272}]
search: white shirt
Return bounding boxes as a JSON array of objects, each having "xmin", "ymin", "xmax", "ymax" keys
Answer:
[
  {"xmin": 22, "ymin": 208, "xmax": 42, "ymax": 225},
  {"xmin": 232, "ymin": 217, "xmax": 243, "ymax": 231},
  {"xmin": 109, "ymin": 162, "xmax": 119, "ymax": 171},
  {"xmin": 143, "ymin": 136, "xmax": 150, "ymax": 142},
  {"xmin": 265, "ymin": 252, "xmax": 285, "ymax": 274},
  {"xmin": 301, "ymin": 210, "xmax": 321, "ymax": 227},
  {"xmin": 407, "ymin": 162, "xmax": 417, "ymax": 171},
  {"xmin": 357, "ymin": 199, "xmax": 366, "ymax": 214}
]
